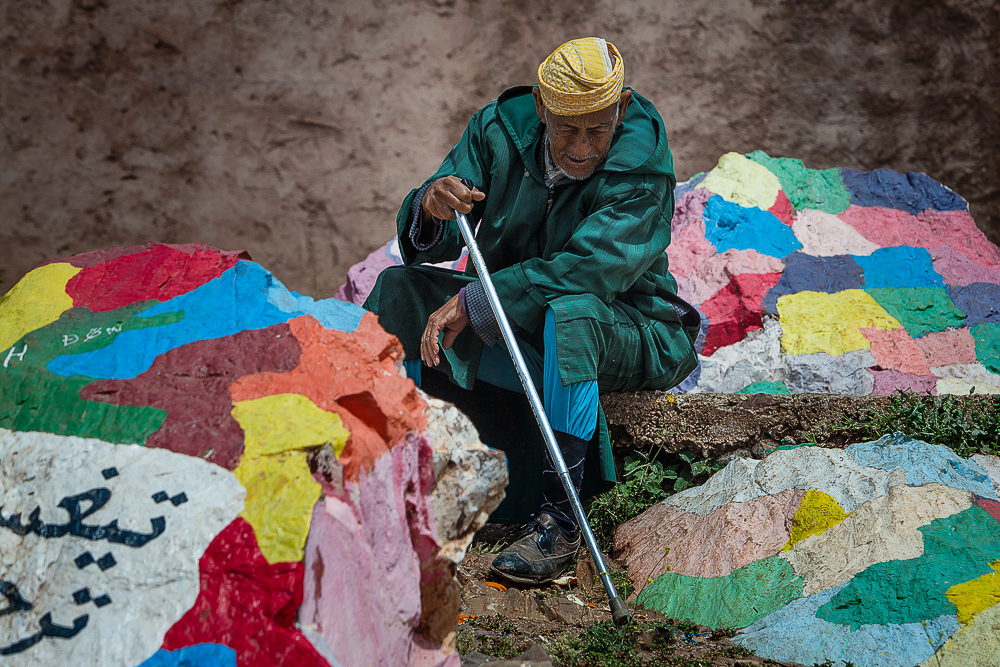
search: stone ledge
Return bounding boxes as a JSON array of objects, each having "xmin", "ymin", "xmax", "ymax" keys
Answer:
[{"xmin": 601, "ymin": 392, "xmax": 993, "ymax": 459}]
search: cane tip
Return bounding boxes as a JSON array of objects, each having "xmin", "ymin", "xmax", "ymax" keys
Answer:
[{"xmin": 610, "ymin": 596, "xmax": 630, "ymax": 627}]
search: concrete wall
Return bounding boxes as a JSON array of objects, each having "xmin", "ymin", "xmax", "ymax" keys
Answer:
[{"xmin": 1, "ymin": 0, "xmax": 997, "ymax": 297}]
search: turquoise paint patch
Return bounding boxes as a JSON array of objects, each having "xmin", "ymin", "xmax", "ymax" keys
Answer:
[
  {"xmin": 703, "ymin": 195, "xmax": 802, "ymax": 259},
  {"xmin": 46, "ymin": 262, "xmax": 363, "ymax": 380},
  {"xmin": 816, "ymin": 504, "xmax": 1000, "ymax": 629},
  {"xmin": 635, "ymin": 556, "xmax": 804, "ymax": 629},
  {"xmin": 853, "ymin": 246, "xmax": 945, "ymax": 289},
  {"xmin": 139, "ymin": 644, "xmax": 237, "ymax": 667},
  {"xmin": 737, "ymin": 381, "xmax": 791, "ymax": 394},
  {"xmin": 737, "ymin": 584, "xmax": 958, "ymax": 667},
  {"xmin": 972, "ymin": 323, "xmax": 1000, "ymax": 375},
  {"xmin": 866, "ymin": 287, "xmax": 966, "ymax": 338},
  {"xmin": 746, "ymin": 151, "xmax": 852, "ymax": 214},
  {"xmin": 846, "ymin": 433, "xmax": 997, "ymax": 499}
]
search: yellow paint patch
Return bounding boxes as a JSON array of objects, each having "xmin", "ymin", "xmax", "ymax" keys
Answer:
[
  {"xmin": 782, "ymin": 490, "xmax": 851, "ymax": 552},
  {"xmin": 697, "ymin": 152, "xmax": 782, "ymax": 211},
  {"xmin": 232, "ymin": 393, "xmax": 351, "ymax": 563},
  {"xmin": 947, "ymin": 561, "xmax": 1000, "ymax": 625},
  {"xmin": 0, "ymin": 263, "xmax": 81, "ymax": 351},
  {"xmin": 778, "ymin": 290, "xmax": 902, "ymax": 356}
]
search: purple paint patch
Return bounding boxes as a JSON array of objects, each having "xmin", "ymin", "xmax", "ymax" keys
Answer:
[
  {"xmin": 870, "ymin": 370, "xmax": 938, "ymax": 396},
  {"xmin": 840, "ymin": 169, "xmax": 967, "ymax": 214},
  {"xmin": 948, "ymin": 283, "xmax": 1000, "ymax": 326},
  {"xmin": 930, "ymin": 245, "xmax": 1000, "ymax": 287},
  {"xmin": 762, "ymin": 252, "xmax": 864, "ymax": 315},
  {"xmin": 335, "ymin": 241, "xmax": 401, "ymax": 306}
]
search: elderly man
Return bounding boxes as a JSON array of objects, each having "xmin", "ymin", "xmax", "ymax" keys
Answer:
[{"xmin": 365, "ymin": 38, "xmax": 699, "ymax": 584}]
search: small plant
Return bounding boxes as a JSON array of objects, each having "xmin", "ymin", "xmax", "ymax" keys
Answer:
[
  {"xmin": 839, "ymin": 390, "xmax": 1000, "ymax": 458},
  {"xmin": 586, "ymin": 446, "xmax": 723, "ymax": 549}
]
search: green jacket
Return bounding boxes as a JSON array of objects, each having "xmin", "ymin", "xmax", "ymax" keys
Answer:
[
  {"xmin": 391, "ymin": 85, "xmax": 697, "ymax": 393},
  {"xmin": 365, "ymin": 86, "xmax": 697, "ymax": 522}
]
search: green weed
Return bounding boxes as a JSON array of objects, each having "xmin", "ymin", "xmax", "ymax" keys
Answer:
[
  {"xmin": 586, "ymin": 445, "xmax": 723, "ymax": 550},
  {"xmin": 839, "ymin": 391, "xmax": 1000, "ymax": 457}
]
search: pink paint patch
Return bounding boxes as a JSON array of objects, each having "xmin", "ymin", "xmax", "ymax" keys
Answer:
[
  {"xmin": 672, "ymin": 188, "xmax": 712, "ymax": 235},
  {"xmin": 916, "ymin": 328, "xmax": 978, "ymax": 367},
  {"xmin": 838, "ymin": 205, "xmax": 1000, "ymax": 268},
  {"xmin": 699, "ymin": 272, "xmax": 783, "ymax": 356},
  {"xmin": 768, "ymin": 190, "xmax": 795, "ymax": 226},
  {"xmin": 975, "ymin": 496, "xmax": 1000, "ymax": 524},
  {"xmin": 870, "ymin": 370, "xmax": 938, "ymax": 396},
  {"xmin": 675, "ymin": 274, "xmax": 695, "ymax": 304},
  {"xmin": 929, "ymin": 245, "xmax": 1000, "ymax": 287},
  {"xmin": 686, "ymin": 248, "xmax": 786, "ymax": 305},
  {"xmin": 860, "ymin": 326, "xmax": 932, "ymax": 375},
  {"xmin": 614, "ymin": 488, "xmax": 805, "ymax": 584},
  {"xmin": 300, "ymin": 435, "xmax": 457, "ymax": 667},
  {"xmin": 335, "ymin": 240, "xmax": 400, "ymax": 305},
  {"xmin": 667, "ymin": 216, "xmax": 716, "ymax": 279}
]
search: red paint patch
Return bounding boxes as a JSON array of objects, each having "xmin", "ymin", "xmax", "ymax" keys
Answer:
[
  {"xmin": 42, "ymin": 241, "xmax": 251, "ymax": 269},
  {"xmin": 975, "ymin": 496, "xmax": 1000, "ymax": 524},
  {"xmin": 859, "ymin": 326, "xmax": 932, "ymax": 375},
  {"xmin": 699, "ymin": 273, "xmax": 783, "ymax": 356},
  {"xmin": 230, "ymin": 313, "xmax": 426, "ymax": 481},
  {"xmin": 66, "ymin": 244, "xmax": 247, "ymax": 312},
  {"xmin": 162, "ymin": 518, "xmax": 330, "ymax": 667},
  {"xmin": 81, "ymin": 323, "xmax": 300, "ymax": 469},
  {"xmin": 768, "ymin": 190, "xmax": 795, "ymax": 226}
]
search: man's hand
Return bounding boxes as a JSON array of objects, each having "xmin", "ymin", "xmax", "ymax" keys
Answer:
[
  {"xmin": 421, "ymin": 294, "xmax": 468, "ymax": 366},
  {"xmin": 422, "ymin": 176, "xmax": 486, "ymax": 222}
]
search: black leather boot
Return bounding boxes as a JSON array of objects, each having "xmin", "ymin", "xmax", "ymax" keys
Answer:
[{"xmin": 489, "ymin": 512, "xmax": 581, "ymax": 585}]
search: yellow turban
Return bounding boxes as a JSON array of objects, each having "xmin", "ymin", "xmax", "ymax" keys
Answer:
[{"xmin": 537, "ymin": 38, "xmax": 624, "ymax": 116}]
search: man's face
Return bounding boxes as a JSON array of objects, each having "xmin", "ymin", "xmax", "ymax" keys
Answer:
[{"xmin": 533, "ymin": 88, "xmax": 632, "ymax": 180}]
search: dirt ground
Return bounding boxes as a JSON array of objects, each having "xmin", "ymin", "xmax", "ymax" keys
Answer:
[
  {"xmin": 458, "ymin": 526, "xmax": 799, "ymax": 666},
  {"xmin": 1, "ymin": 0, "xmax": 997, "ymax": 297}
]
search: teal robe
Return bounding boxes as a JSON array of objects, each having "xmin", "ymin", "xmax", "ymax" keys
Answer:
[{"xmin": 365, "ymin": 85, "xmax": 698, "ymax": 521}]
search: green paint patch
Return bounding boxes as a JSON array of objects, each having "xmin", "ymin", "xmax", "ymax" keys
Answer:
[
  {"xmin": 0, "ymin": 302, "xmax": 176, "ymax": 443},
  {"xmin": 866, "ymin": 287, "xmax": 966, "ymax": 338},
  {"xmin": 737, "ymin": 381, "xmax": 791, "ymax": 395},
  {"xmin": 816, "ymin": 504, "xmax": 1000, "ymax": 630},
  {"xmin": 746, "ymin": 151, "xmax": 851, "ymax": 214},
  {"xmin": 635, "ymin": 556, "xmax": 804, "ymax": 629},
  {"xmin": 972, "ymin": 323, "xmax": 1000, "ymax": 375}
]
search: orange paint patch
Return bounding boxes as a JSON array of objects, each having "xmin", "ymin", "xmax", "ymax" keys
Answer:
[
  {"xmin": 231, "ymin": 312, "xmax": 426, "ymax": 480},
  {"xmin": 860, "ymin": 326, "xmax": 933, "ymax": 375},
  {"xmin": 485, "ymin": 582, "xmax": 508, "ymax": 592}
]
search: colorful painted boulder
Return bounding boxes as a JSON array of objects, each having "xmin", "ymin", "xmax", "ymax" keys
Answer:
[
  {"xmin": 615, "ymin": 434, "xmax": 1000, "ymax": 667},
  {"xmin": 0, "ymin": 243, "xmax": 507, "ymax": 667},
  {"xmin": 339, "ymin": 153, "xmax": 1000, "ymax": 397}
]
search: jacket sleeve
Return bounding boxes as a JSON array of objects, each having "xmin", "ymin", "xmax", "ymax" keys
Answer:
[
  {"xmin": 488, "ymin": 174, "xmax": 675, "ymax": 334},
  {"xmin": 395, "ymin": 104, "xmax": 495, "ymax": 266}
]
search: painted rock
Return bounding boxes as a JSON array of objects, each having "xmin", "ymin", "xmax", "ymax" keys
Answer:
[
  {"xmin": 0, "ymin": 242, "xmax": 507, "ymax": 667},
  {"xmin": 615, "ymin": 434, "xmax": 1000, "ymax": 667},
  {"xmin": 340, "ymin": 153, "xmax": 1000, "ymax": 396}
]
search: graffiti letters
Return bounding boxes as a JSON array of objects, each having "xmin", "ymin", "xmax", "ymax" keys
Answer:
[
  {"xmin": 2, "ymin": 345, "xmax": 27, "ymax": 368},
  {"xmin": 0, "ymin": 488, "xmax": 166, "ymax": 547}
]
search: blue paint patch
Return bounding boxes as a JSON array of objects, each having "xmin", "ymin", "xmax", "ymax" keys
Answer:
[
  {"xmin": 673, "ymin": 172, "xmax": 707, "ymax": 200},
  {"xmin": 138, "ymin": 644, "xmax": 237, "ymax": 667},
  {"xmin": 948, "ymin": 283, "xmax": 1000, "ymax": 327},
  {"xmin": 846, "ymin": 433, "xmax": 997, "ymax": 499},
  {"xmin": 266, "ymin": 283, "xmax": 366, "ymax": 332},
  {"xmin": 702, "ymin": 195, "xmax": 802, "ymax": 259},
  {"xmin": 736, "ymin": 584, "xmax": 958, "ymax": 667},
  {"xmin": 840, "ymin": 169, "xmax": 967, "ymax": 214},
  {"xmin": 670, "ymin": 362, "xmax": 701, "ymax": 393},
  {"xmin": 762, "ymin": 253, "xmax": 864, "ymax": 315},
  {"xmin": 853, "ymin": 246, "xmax": 945, "ymax": 289},
  {"xmin": 46, "ymin": 262, "xmax": 364, "ymax": 380}
]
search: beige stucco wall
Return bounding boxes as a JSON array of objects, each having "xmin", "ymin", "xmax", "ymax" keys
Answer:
[{"xmin": 1, "ymin": 0, "xmax": 997, "ymax": 297}]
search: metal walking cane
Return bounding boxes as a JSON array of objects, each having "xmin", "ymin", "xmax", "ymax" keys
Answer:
[{"xmin": 452, "ymin": 205, "xmax": 630, "ymax": 627}]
